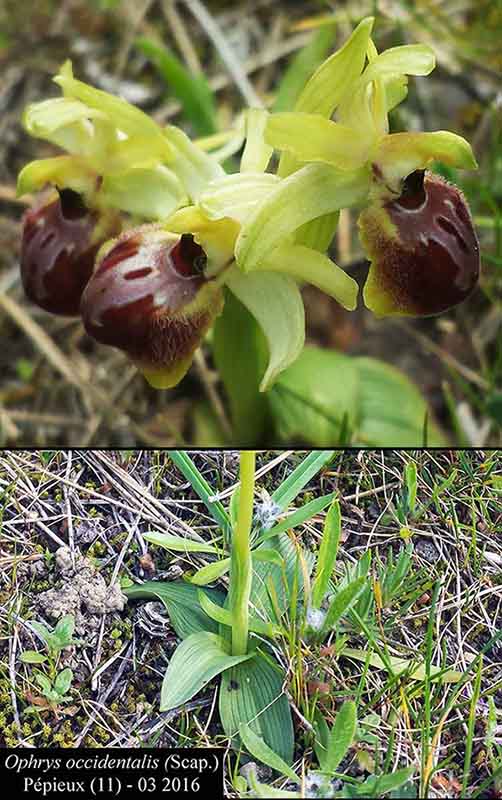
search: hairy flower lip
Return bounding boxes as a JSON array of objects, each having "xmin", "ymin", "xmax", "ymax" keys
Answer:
[
  {"xmin": 20, "ymin": 189, "xmax": 118, "ymax": 316},
  {"xmin": 361, "ymin": 170, "xmax": 480, "ymax": 317},
  {"xmin": 80, "ymin": 226, "xmax": 224, "ymax": 386}
]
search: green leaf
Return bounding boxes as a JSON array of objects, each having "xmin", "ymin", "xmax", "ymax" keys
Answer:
[
  {"xmin": 124, "ymin": 580, "xmax": 226, "ymax": 639},
  {"xmin": 272, "ymin": 22, "xmax": 337, "ymax": 113},
  {"xmin": 343, "ymin": 647, "xmax": 462, "ymax": 682},
  {"xmin": 160, "ymin": 632, "xmax": 252, "ymax": 711},
  {"xmin": 224, "ymin": 266, "xmax": 305, "ymax": 392},
  {"xmin": 29, "ymin": 621, "xmax": 53, "ymax": 644},
  {"xmin": 321, "ymin": 577, "xmax": 367, "ymax": 633},
  {"xmin": 169, "ymin": 451, "xmax": 230, "ymax": 530},
  {"xmin": 35, "ymin": 672, "xmax": 52, "ymax": 694},
  {"xmin": 357, "ymin": 766, "xmax": 415, "ymax": 797},
  {"xmin": 136, "ymin": 37, "xmax": 217, "ymax": 137},
  {"xmin": 54, "ymin": 668, "xmax": 73, "ymax": 695},
  {"xmin": 190, "ymin": 558, "xmax": 231, "ymax": 586},
  {"xmin": 311, "ymin": 499, "xmax": 342, "ymax": 608},
  {"xmin": 355, "ymin": 357, "xmax": 445, "ymax": 446},
  {"xmin": 269, "ymin": 347, "xmax": 360, "ymax": 445},
  {"xmin": 261, "ymin": 492, "xmax": 336, "ymax": 541},
  {"xmin": 20, "ymin": 651, "xmax": 47, "ymax": 665},
  {"xmin": 213, "ymin": 288, "xmax": 270, "ymax": 444},
  {"xmin": 271, "ymin": 451, "xmax": 336, "ymax": 510},
  {"xmin": 143, "ymin": 531, "xmax": 223, "ymax": 555},
  {"xmin": 219, "ymin": 651, "xmax": 294, "ymax": 763},
  {"xmin": 251, "ymin": 534, "xmax": 313, "ymax": 624},
  {"xmin": 239, "ymin": 723, "xmax": 298, "ymax": 781},
  {"xmin": 54, "ymin": 614, "xmax": 75, "ymax": 643},
  {"xmin": 197, "ymin": 590, "xmax": 278, "ymax": 638},
  {"xmin": 319, "ymin": 700, "xmax": 357, "ymax": 773}
]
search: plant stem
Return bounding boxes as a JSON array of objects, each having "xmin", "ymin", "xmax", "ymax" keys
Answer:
[{"xmin": 231, "ymin": 450, "xmax": 256, "ymax": 655}]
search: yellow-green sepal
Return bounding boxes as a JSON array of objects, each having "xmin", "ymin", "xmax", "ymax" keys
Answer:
[
  {"xmin": 224, "ymin": 265, "xmax": 305, "ymax": 391},
  {"xmin": 258, "ymin": 243, "xmax": 359, "ymax": 311}
]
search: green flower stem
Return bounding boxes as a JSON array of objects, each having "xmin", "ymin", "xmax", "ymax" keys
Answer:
[{"xmin": 231, "ymin": 450, "xmax": 256, "ymax": 655}]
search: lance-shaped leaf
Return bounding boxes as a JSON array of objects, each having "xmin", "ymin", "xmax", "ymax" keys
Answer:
[
  {"xmin": 160, "ymin": 631, "xmax": 252, "ymax": 711},
  {"xmin": 239, "ymin": 724, "xmax": 298, "ymax": 781},
  {"xmin": 241, "ymin": 108, "xmax": 273, "ymax": 173},
  {"xmin": 191, "ymin": 557, "xmax": 231, "ymax": 586},
  {"xmin": 236, "ymin": 163, "xmax": 369, "ymax": 273},
  {"xmin": 374, "ymin": 131, "xmax": 478, "ymax": 192},
  {"xmin": 316, "ymin": 700, "xmax": 357, "ymax": 773},
  {"xmin": 143, "ymin": 532, "xmax": 223, "ymax": 555},
  {"xmin": 197, "ymin": 590, "xmax": 279, "ymax": 638},
  {"xmin": 124, "ymin": 580, "xmax": 226, "ymax": 639},
  {"xmin": 199, "ymin": 173, "xmax": 280, "ymax": 225},
  {"xmin": 278, "ymin": 16, "xmax": 374, "ymax": 177},
  {"xmin": 266, "ymin": 113, "xmax": 369, "ymax": 171},
  {"xmin": 258, "ymin": 243, "xmax": 359, "ymax": 311},
  {"xmin": 311, "ymin": 498, "xmax": 342, "ymax": 609},
  {"xmin": 163, "ymin": 125, "xmax": 224, "ymax": 201},
  {"xmin": 224, "ymin": 266, "xmax": 305, "ymax": 391}
]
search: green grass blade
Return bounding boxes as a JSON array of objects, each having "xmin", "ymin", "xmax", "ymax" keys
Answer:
[
  {"xmin": 271, "ymin": 451, "xmax": 336, "ymax": 510},
  {"xmin": 169, "ymin": 451, "xmax": 230, "ymax": 529},
  {"xmin": 136, "ymin": 37, "xmax": 217, "ymax": 136},
  {"xmin": 144, "ymin": 531, "xmax": 223, "ymax": 555}
]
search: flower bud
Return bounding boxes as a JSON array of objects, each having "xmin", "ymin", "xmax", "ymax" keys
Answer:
[
  {"xmin": 359, "ymin": 170, "xmax": 480, "ymax": 316},
  {"xmin": 80, "ymin": 226, "xmax": 224, "ymax": 388},
  {"xmin": 20, "ymin": 188, "xmax": 120, "ymax": 316}
]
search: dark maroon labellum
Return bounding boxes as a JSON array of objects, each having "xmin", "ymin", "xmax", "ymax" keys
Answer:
[
  {"xmin": 80, "ymin": 227, "xmax": 221, "ymax": 378},
  {"xmin": 20, "ymin": 189, "xmax": 114, "ymax": 316},
  {"xmin": 361, "ymin": 171, "xmax": 480, "ymax": 317}
]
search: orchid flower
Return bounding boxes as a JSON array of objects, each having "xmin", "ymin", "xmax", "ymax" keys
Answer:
[
  {"xmin": 262, "ymin": 16, "xmax": 480, "ymax": 317},
  {"xmin": 18, "ymin": 17, "xmax": 480, "ymax": 392}
]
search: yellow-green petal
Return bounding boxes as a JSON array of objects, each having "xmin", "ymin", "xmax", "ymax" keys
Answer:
[
  {"xmin": 374, "ymin": 131, "xmax": 478, "ymax": 192},
  {"xmin": 100, "ymin": 165, "xmax": 186, "ymax": 219},
  {"xmin": 54, "ymin": 62, "xmax": 169, "ymax": 149},
  {"xmin": 16, "ymin": 156, "xmax": 95, "ymax": 198},
  {"xmin": 259, "ymin": 243, "xmax": 359, "ymax": 310},
  {"xmin": 199, "ymin": 173, "xmax": 280, "ymax": 225},
  {"xmin": 240, "ymin": 108, "xmax": 273, "ymax": 173},
  {"xmin": 164, "ymin": 125, "xmax": 225, "ymax": 201}
]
